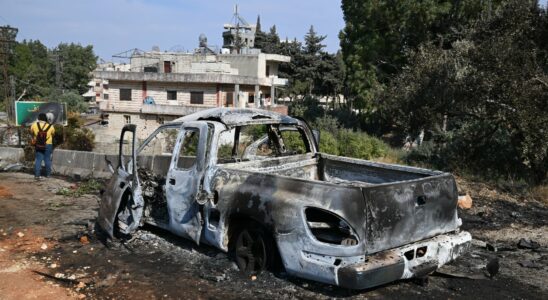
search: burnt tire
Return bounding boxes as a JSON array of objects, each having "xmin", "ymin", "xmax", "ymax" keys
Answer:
[{"xmin": 232, "ymin": 226, "xmax": 272, "ymax": 274}]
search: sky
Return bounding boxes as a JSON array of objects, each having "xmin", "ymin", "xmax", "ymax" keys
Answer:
[
  {"xmin": 1, "ymin": 0, "xmax": 547, "ymax": 62},
  {"xmin": 0, "ymin": 0, "xmax": 345, "ymax": 61}
]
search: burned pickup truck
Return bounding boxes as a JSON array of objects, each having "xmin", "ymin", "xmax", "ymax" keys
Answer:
[{"xmin": 98, "ymin": 108, "xmax": 471, "ymax": 289}]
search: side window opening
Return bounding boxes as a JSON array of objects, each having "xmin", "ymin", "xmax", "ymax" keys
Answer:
[
  {"xmin": 137, "ymin": 127, "xmax": 179, "ymax": 175},
  {"xmin": 177, "ymin": 129, "xmax": 199, "ymax": 169},
  {"xmin": 216, "ymin": 124, "xmax": 311, "ymax": 164}
]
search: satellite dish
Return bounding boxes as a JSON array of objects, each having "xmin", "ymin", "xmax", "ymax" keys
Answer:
[{"xmin": 144, "ymin": 96, "xmax": 155, "ymax": 105}]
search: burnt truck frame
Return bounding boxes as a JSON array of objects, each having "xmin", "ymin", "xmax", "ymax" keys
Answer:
[{"xmin": 98, "ymin": 108, "xmax": 471, "ymax": 290}]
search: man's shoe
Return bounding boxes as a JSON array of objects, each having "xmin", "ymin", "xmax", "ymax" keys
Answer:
[{"xmin": 34, "ymin": 176, "xmax": 42, "ymax": 181}]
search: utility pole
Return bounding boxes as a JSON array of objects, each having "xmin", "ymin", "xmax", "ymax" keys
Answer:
[
  {"xmin": 9, "ymin": 75, "xmax": 14, "ymax": 122},
  {"xmin": 55, "ymin": 52, "xmax": 61, "ymax": 91},
  {"xmin": 0, "ymin": 25, "xmax": 18, "ymax": 124}
]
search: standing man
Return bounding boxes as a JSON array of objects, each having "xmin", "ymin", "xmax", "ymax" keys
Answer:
[{"xmin": 30, "ymin": 113, "xmax": 55, "ymax": 180}]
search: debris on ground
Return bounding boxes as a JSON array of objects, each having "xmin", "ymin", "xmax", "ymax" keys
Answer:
[
  {"xmin": 517, "ymin": 238, "xmax": 541, "ymax": 250},
  {"xmin": 518, "ymin": 260, "xmax": 543, "ymax": 269},
  {"xmin": 486, "ymin": 257, "xmax": 500, "ymax": 278},
  {"xmin": 458, "ymin": 194, "xmax": 473, "ymax": 209},
  {"xmin": 2, "ymin": 163, "xmax": 24, "ymax": 172},
  {"xmin": 0, "ymin": 172, "xmax": 547, "ymax": 299},
  {"xmin": 79, "ymin": 235, "xmax": 90, "ymax": 245}
]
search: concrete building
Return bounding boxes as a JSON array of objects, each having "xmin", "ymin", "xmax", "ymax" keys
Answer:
[{"xmin": 89, "ymin": 8, "xmax": 290, "ymax": 152}]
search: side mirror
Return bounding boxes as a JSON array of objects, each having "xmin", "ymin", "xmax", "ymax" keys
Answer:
[{"xmin": 312, "ymin": 129, "xmax": 320, "ymax": 149}]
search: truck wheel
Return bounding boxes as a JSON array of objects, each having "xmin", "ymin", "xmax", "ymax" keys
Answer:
[{"xmin": 233, "ymin": 227, "xmax": 269, "ymax": 274}]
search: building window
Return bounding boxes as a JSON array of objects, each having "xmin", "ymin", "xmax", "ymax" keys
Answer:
[
  {"xmin": 95, "ymin": 82, "xmax": 100, "ymax": 87},
  {"xmin": 248, "ymin": 94, "xmax": 254, "ymax": 103},
  {"xmin": 226, "ymin": 92, "xmax": 233, "ymax": 107},
  {"xmin": 190, "ymin": 91, "xmax": 204, "ymax": 104},
  {"xmin": 124, "ymin": 115, "xmax": 131, "ymax": 124},
  {"xmin": 167, "ymin": 90, "xmax": 177, "ymax": 101},
  {"xmin": 157, "ymin": 116, "xmax": 164, "ymax": 124},
  {"xmin": 103, "ymin": 84, "xmax": 109, "ymax": 90},
  {"xmin": 164, "ymin": 61, "xmax": 172, "ymax": 73},
  {"xmin": 266, "ymin": 65, "xmax": 270, "ymax": 77},
  {"xmin": 120, "ymin": 89, "xmax": 132, "ymax": 101},
  {"xmin": 104, "ymin": 93, "xmax": 109, "ymax": 100},
  {"xmin": 144, "ymin": 66, "xmax": 158, "ymax": 73}
]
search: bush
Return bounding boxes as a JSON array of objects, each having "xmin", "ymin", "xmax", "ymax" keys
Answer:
[
  {"xmin": 318, "ymin": 130, "xmax": 339, "ymax": 155},
  {"xmin": 56, "ymin": 113, "xmax": 95, "ymax": 151}
]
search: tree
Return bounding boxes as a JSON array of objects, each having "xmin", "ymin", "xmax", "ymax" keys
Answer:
[
  {"xmin": 383, "ymin": 0, "xmax": 548, "ymax": 182},
  {"xmin": 53, "ymin": 43, "xmax": 96, "ymax": 94},
  {"xmin": 253, "ymin": 15, "xmax": 266, "ymax": 50},
  {"xmin": 303, "ymin": 25, "xmax": 326, "ymax": 56},
  {"xmin": 50, "ymin": 90, "xmax": 88, "ymax": 113},
  {"xmin": 9, "ymin": 40, "xmax": 52, "ymax": 99},
  {"xmin": 339, "ymin": 0, "xmax": 505, "ymax": 111}
]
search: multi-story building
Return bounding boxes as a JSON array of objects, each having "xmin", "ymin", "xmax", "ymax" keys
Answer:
[{"xmin": 88, "ymin": 9, "xmax": 290, "ymax": 152}]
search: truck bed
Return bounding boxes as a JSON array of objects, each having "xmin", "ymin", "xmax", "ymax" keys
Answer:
[
  {"xmin": 221, "ymin": 153, "xmax": 438, "ymax": 187},
  {"xmin": 220, "ymin": 153, "xmax": 460, "ymax": 252}
]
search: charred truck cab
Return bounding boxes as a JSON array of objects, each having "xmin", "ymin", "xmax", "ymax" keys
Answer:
[{"xmin": 98, "ymin": 108, "xmax": 471, "ymax": 290}]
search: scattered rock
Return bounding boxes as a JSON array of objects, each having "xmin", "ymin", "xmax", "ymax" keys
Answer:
[
  {"xmin": 79, "ymin": 235, "xmax": 89, "ymax": 245},
  {"xmin": 49, "ymin": 263, "xmax": 58, "ymax": 268},
  {"xmin": 471, "ymin": 239, "xmax": 487, "ymax": 248},
  {"xmin": 77, "ymin": 294, "xmax": 86, "ymax": 299},
  {"xmin": 200, "ymin": 273, "xmax": 227, "ymax": 282},
  {"xmin": 517, "ymin": 238, "xmax": 540, "ymax": 250},
  {"xmin": 458, "ymin": 194, "xmax": 473, "ymax": 209},
  {"xmin": 251, "ymin": 275, "xmax": 257, "ymax": 281},
  {"xmin": 17, "ymin": 232, "xmax": 25, "ymax": 238},
  {"xmin": 76, "ymin": 282, "xmax": 86, "ymax": 289},
  {"xmin": 41, "ymin": 243, "xmax": 48, "ymax": 250},
  {"xmin": 3, "ymin": 163, "xmax": 23, "ymax": 172},
  {"xmin": 518, "ymin": 260, "xmax": 543, "ymax": 269},
  {"xmin": 54, "ymin": 273, "xmax": 66, "ymax": 279}
]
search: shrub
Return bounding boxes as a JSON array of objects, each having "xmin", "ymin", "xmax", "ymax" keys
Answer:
[{"xmin": 56, "ymin": 113, "xmax": 95, "ymax": 151}]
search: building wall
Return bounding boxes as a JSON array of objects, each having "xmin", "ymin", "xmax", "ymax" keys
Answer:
[
  {"xmin": 217, "ymin": 55, "xmax": 260, "ymax": 78},
  {"xmin": 95, "ymin": 113, "xmax": 180, "ymax": 152},
  {"xmin": 104, "ymin": 81, "xmax": 219, "ymax": 112}
]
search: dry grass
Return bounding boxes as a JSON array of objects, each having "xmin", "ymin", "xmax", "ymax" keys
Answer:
[{"xmin": 530, "ymin": 184, "xmax": 548, "ymax": 205}]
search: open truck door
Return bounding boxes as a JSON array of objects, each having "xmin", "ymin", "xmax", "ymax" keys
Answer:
[
  {"xmin": 165, "ymin": 121, "xmax": 209, "ymax": 244},
  {"xmin": 97, "ymin": 124, "xmax": 144, "ymax": 238}
]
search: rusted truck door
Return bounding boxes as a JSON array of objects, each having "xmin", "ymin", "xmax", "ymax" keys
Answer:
[
  {"xmin": 165, "ymin": 121, "xmax": 209, "ymax": 244},
  {"xmin": 97, "ymin": 124, "xmax": 144, "ymax": 238}
]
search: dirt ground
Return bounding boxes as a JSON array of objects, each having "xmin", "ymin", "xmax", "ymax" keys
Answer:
[{"xmin": 0, "ymin": 172, "xmax": 546, "ymax": 300}]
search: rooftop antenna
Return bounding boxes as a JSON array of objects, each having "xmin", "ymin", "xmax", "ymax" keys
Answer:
[{"xmin": 230, "ymin": 4, "xmax": 249, "ymax": 27}]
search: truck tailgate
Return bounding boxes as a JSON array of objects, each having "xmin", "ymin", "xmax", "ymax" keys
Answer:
[{"xmin": 362, "ymin": 174, "xmax": 460, "ymax": 253}]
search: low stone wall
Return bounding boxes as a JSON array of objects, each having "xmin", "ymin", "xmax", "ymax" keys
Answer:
[
  {"xmin": 0, "ymin": 147, "xmax": 24, "ymax": 163},
  {"xmin": 0, "ymin": 146, "xmax": 116, "ymax": 179},
  {"xmin": 52, "ymin": 149, "xmax": 117, "ymax": 179}
]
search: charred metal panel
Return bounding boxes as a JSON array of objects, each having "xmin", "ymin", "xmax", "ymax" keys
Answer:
[
  {"xmin": 171, "ymin": 107, "xmax": 298, "ymax": 127},
  {"xmin": 98, "ymin": 124, "xmax": 144, "ymax": 237},
  {"xmin": 362, "ymin": 174, "xmax": 460, "ymax": 253},
  {"xmin": 97, "ymin": 169, "xmax": 130, "ymax": 237},
  {"xmin": 321, "ymin": 153, "xmax": 437, "ymax": 184},
  {"xmin": 210, "ymin": 166, "xmax": 369, "ymax": 284},
  {"xmin": 337, "ymin": 249, "xmax": 405, "ymax": 289},
  {"xmin": 164, "ymin": 121, "xmax": 209, "ymax": 243}
]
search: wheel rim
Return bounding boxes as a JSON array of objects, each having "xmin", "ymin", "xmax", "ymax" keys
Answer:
[{"xmin": 235, "ymin": 229, "xmax": 267, "ymax": 274}]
